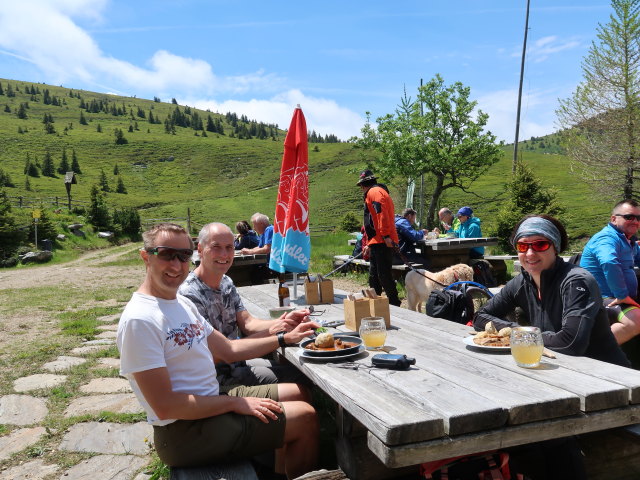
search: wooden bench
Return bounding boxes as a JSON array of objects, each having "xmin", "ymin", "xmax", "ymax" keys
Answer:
[
  {"xmin": 332, "ymin": 255, "xmax": 422, "ymax": 281},
  {"xmin": 170, "ymin": 460, "xmax": 258, "ymax": 479}
]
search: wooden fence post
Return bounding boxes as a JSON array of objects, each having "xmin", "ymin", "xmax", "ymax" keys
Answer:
[{"xmin": 187, "ymin": 208, "xmax": 191, "ymax": 234}]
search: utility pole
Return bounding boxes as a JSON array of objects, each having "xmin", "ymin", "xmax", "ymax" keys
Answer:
[{"xmin": 513, "ymin": 0, "xmax": 531, "ymax": 174}]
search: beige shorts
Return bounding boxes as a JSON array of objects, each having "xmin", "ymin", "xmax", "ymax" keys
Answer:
[{"xmin": 153, "ymin": 384, "xmax": 285, "ymax": 467}]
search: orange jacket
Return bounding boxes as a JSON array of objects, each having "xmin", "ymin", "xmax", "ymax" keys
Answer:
[{"xmin": 363, "ymin": 185, "xmax": 399, "ymax": 245}]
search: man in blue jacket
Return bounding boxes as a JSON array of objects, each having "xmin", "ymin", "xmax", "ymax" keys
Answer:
[
  {"xmin": 394, "ymin": 208, "xmax": 427, "ymax": 264},
  {"xmin": 455, "ymin": 206, "xmax": 484, "ymax": 259},
  {"xmin": 581, "ymin": 199, "xmax": 640, "ymax": 344}
]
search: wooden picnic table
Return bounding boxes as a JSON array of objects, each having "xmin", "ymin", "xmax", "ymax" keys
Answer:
[
  {"xmin": 237, "ymin": 283, "xmax": 640, "ymax": 479},
  {"xmin": 417, "ymin": 236, "xmax": 499, "ymax": 269}
]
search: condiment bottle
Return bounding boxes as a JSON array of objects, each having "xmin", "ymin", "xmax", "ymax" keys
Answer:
[{"xmin": 278, "ymin": 275, "xmax": 290, "ymax": 307}]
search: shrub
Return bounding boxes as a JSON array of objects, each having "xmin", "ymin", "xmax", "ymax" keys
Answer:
[{"xmin": 340, "ymin": 212, "xmax": 361, "ymax": 232}]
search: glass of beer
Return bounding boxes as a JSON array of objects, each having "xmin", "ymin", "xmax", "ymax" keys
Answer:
[
  {"xmin": 510, "ymin": 326, "xmax": 544, "ymax": 368},
  {"xmin": 359, "ymin": 317, "xmax": 387, "ymax": 350}
]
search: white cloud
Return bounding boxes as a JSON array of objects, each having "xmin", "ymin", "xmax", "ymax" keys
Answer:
[
  {"xmin": 511, "ymin": 35, "xmax": 582, "ymax": 63},
  {"xmin": 186, "ymin": 90, "xmax": 366, "ymax": 141},
  {"xmin": 477, "ymin": 88, "xmax": 557, "ymax": 143}
]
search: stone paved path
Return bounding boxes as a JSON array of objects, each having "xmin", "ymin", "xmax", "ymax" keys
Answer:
[{"xmin": 0, "ymin": 314, "xmax": 155, "ymax": 480}]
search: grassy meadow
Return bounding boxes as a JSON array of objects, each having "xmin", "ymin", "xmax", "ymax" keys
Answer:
[{"xmin": 0, "ymin": 77, "xmax": 613, "ymax": 258}]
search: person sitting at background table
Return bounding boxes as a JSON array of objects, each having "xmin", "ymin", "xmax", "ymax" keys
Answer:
[
  {"xmin": 473, "ymin": 214, "xmax": 629, "ymax": 367},
  {"xmin": 394, "ymin": 208, "xmax": 428, "ymax": 265},
  {"xmin": 179, "ymin": 222, "xmax": 309, "ymax": 388},
  {"xmin": 241, "ymin": 212, "xmax": 275, "ymax": 282},
  {"xmin": 438, "ymin": 207, "xmax": 460, "ymax": 234},
  {"xmin": 234, "ymin": 220, "xmax": 259, "ymax": 250},
  {"xmin": 454, "ymin": 206, "xmax": 484, "ymax": 259}
]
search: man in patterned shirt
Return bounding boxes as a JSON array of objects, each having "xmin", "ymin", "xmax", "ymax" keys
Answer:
[{"xmin": 179, "ymin": 222, "xmax": 308, "ymax": 387}]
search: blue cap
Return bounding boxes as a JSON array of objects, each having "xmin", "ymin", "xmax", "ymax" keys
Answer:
[{"xmin": 457, "ymin": 206, "xmax": 473, "ymax": 217}]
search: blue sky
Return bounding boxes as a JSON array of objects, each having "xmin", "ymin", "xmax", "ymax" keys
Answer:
[{"xmin": 0, "ymin": 1, "xmax": 612, "ymax": 142}]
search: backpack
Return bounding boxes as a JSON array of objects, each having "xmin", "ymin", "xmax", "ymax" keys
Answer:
[
  {"xmin": 469, "ymin": 259, "xmax": 497, "ymax": 288},
  {"xmin": 420, "ymin": 450, "xmax": 523, "ymax": 480},
  {"xmin": 426, "ymin": 281, "xmax": 493, "ymax": 326}
]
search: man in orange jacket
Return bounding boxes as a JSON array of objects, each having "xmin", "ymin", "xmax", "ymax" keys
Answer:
[{"xmin": 358, "ymin": 170, "xmax": 401, "ymax": 306}]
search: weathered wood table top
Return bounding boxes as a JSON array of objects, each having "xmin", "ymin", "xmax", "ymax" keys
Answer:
[
  {"xmin": 418, "ymin": 236, "xmax": 499, "ymax": 251},
  {"xmin": 237, "ymin": 284, "xmax": 640, "ymax": 469}
]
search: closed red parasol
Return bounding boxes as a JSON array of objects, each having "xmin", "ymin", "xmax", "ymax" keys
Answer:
[{"xmin": 269, "ymin": 105, "xmax": 310, "ymax": 274}]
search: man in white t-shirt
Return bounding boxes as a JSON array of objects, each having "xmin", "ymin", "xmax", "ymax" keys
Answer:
[{"xmin": 117, "ymin": 223, "xmax": 318, "ymax": 478}]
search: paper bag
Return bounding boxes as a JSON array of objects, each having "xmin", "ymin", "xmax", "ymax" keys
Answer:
[
  {"xmin": 304, "ymin": 278, "xmax": 334, "ymax": 304},
  {"xmin": 344, "ymin": 297, "xmax": 391, "ymax": 331}
]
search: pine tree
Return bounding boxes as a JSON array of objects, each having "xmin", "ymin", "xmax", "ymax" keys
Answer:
[
  {"xmin": 79, "ymin": 111, "xmax": 88, "ymax": 125},
  {"xmin": 0, "ymin": 82, "xmax": 4, "ymax": 95},
  {"xmin": 87, "ymin": 184, "xmax": 111, "ymax": 231},
  {"xmin": 148, "ymin": 111, "xmax": 155, "ymax": 124},
  {"xmin": 116, "ymin": 176, "xmax": 127, "ymax": 194},
  {"xmin": 71, "ymin": 149, "xmax": 82, "ymax": 174},
  {"xmin": 6, "ymin": 84, "xmax": 14, "ymax": 97},
  {"xmin": 24, "ymin": 176, "xmax": 31, "ymax": 191},
  {"xmin": 58, "ymin": 148, "xmax": 70, "ymax": 174},
  {"xmin": 17, "ymin": 103, "xmax": 27, "ymax": 119},
  {"xmin": 96, "ymin": 123, "xmax": 102, "ymax": 133},
  {"xmin": 3, "ymin": 105, "xmax": 10, "ymax": 113},
  {"xmin": 0, "ymin": 189, "xmax": 27, "ymax": 258},
  {"xmin": 113, "ymin": 164, "xmax": 119, "ymax": 175},
  {"xmin": 114, "ymin": 128, "xmax": 128, "ymax": 145},
  {"xmin": 42, "ymin": 150, "xmax": 56, "ymax": 177},
  {"xmin": 27, "ymin": 162, "xmax": 39, "ymax": 177},
  {"xmin": 99, "ymin": 169, "xmax": 110, "ymax": 192}
]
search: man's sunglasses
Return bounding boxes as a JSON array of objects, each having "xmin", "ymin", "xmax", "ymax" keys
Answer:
[
  {"xmin": 145, "ymin": 246, "xmax": 193, "ymax": 263},
  {"xmin": 614, "ymin": 214, "xmax": 640, "ymax": 221},
  {"xmin": 515, "ymin": 240, "xmax": 552, "ymax": 253}
]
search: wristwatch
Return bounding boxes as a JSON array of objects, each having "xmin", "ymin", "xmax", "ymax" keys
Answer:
[{"xmin": 276, "ymin": 331, "xmax": 287, "ymax": 348}]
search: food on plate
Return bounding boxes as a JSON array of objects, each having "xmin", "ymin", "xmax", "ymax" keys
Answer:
[
  {"xmin": 473, "ymin": 322, "xmax": 511, "ymax": 347},
  {"xmin": 314, "ymin": 332, "xmax": 334, "ymax": 348},
  {"xmin": 305, "ymin": 335, "xmax": 358, "ymax": 351}
]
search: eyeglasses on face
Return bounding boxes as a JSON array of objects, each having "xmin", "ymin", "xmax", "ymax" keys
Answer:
[
  {"xmin": 614, "ymin": 214, "xmax": 640, "ymax": 221},
  {"xmin": 146, "ymin": 246, "xmax": 193, "ymax": 263},
  {"xmin": 515, "ymin": 240, "xmax": 552, "ymax": 253}
]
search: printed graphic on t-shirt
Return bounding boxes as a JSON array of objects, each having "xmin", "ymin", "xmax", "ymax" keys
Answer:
[{"xmin": 166, "ymin": 320, "xmax": 206, "ymax": 349}]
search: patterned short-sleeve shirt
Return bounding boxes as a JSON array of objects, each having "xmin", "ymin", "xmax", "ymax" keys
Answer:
[{"xmin": 178, "ymin": 272, "xmax": 247, "ymax": 340}]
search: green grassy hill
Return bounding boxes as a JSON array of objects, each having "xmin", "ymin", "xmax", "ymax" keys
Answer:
[{"xmin": 0, "ymin": 78, "xmax": 609, "ymax": 251}]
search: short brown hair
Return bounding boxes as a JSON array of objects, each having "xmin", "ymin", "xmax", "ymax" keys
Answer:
[
  {"xmin": 402, "ymin": 208, "xmax": 417, "ymax": 218},
  {"xmin": 236, "ymin": 220, "xmax": 251, "ymax": 235},
  {"xmin": 142, "ymin": 223, "xmax": 193, "ymax": 249}
]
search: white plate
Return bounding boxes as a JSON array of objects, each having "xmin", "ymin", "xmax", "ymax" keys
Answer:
[
  {"xmin": 463, "ymin": 335, "xmax": 511, "ymax": 351},
  {"xmin": 300, "ymin": 346, "xmax": 366, "ymax": 362}
]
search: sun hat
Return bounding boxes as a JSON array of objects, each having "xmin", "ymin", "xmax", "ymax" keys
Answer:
[
  {"xmin": 356, "ymin": 169, "xmax": 377, "ymax": 186},
  {"xmin": 457, "ymin": 206, "xmax": 473, "ymax": 217}
]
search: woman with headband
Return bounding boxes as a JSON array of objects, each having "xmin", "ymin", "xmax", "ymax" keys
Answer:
[{"xmin": 474, "ymin": 214, "xmax": 629, "ymax": 367}]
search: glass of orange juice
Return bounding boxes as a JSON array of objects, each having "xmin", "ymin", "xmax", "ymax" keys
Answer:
[
  {"xmin": 510, "ymin": 326, "xmax": 544, "ymax": 368},
  {"xmin": 359, "ymin": 317, "xmax": 387, "ymax": 350}
]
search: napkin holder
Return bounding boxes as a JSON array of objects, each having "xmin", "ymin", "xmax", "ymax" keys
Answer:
[
  {"xmin": 343, "ymin": 297, "xmax": 391, "ymax": 331},
  {"xmin": 304, "ymin": 277, "xmax": 334, "ymax": 304}
]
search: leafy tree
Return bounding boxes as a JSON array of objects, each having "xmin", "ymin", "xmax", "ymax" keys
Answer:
[
  {"xmin": 557, "ymin": 0, "xmax": 640, "ymax": 200},
  {"xmin": 71, "ymin": 149, "xmax": 82, "ymax": 174},
  {"xmin": 57, "ymin": 148, "xmax": 69, "ymax": 174},
  {"xmin": 112, "ymin": 206, "xmax": 140, "ymax": 239},
  {"xmin": 0, "ymin": 189, "xmax": 26, "ymax": 259},
  {"xmin": 114, "ymin": 128, "xmax": 128, "ymax": 145},
  {"xmin": 99, "ymin": 169, "xmax": 110, "ymax": 192},
  {"xmin": 41, "ymin": 150, "xmax": 56, "ymax": 177},
  {"xmin": 116, "ymin": 176, "xmax": 127, "ymax": 194},
  {"xmin": 492, "ymin": 162, "xmax": 565, "ymax": 252},
  {"xmin": 355, "ymin": 75, "xmax": 503, "ymax": 228},
  {"xmin": 87, "ymin": 184, "xmax": 111, "ymax": 231}
]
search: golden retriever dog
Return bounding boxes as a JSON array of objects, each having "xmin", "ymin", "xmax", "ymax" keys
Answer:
[{"xmin": 405, "ymin": 263, "xmax": 474, "ymax": 312}]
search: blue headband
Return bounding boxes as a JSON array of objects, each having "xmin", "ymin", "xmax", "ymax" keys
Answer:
[{"xmin": 513, "ymin": 217, "xmax": 561, "ymax": 252}]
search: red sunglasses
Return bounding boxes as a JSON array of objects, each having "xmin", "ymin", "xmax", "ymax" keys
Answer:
[{"xmin": 515, "ymin": 240, "xmax": 552, "ymax": 253}]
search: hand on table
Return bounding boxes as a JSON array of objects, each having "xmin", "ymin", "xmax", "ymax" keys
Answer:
[{"xmin": 283, "ymin": 320, "xmax": 319, "ymax": 344}]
